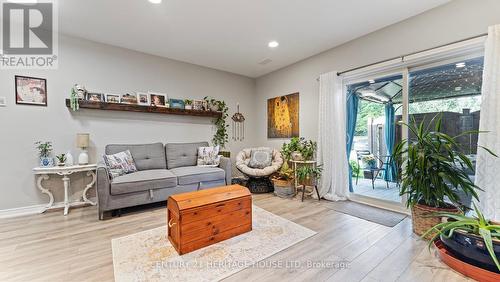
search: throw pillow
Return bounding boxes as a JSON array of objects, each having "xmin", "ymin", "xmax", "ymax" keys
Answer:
[
  {"xmin": 103, "ymin": 150, "xmax": 138, "ymax": 178},
  {"xmin": 197, "ymin": 146, "xmax": 221, "ymax": 167},
  {"xmin": 248, "ymin": 148, "xmax": 272, "ymax": 169}
]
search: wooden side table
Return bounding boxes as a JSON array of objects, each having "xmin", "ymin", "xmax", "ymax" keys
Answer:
[
  {"xmin": 33, "ymin": 164, "xmax": 97, "ymax": 215},
  {"xmin": 291, "ymin": 160, "xmax": 320, "ymax": 202}
]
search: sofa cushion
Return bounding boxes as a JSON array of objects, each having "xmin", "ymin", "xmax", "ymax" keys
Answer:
[
  {"xmin": 106, "ymin": 143, "xmax": 166, "ymax": 171},
  {"xmin": 166, "ymin": 142, "xmax": 209, "ymax": 169},
  {"xmin": 170, "ymin": 166, "xmax": 225, "ymax": 185},
  {"xmin": 110, "ymin": 169, "xmax": 177, "ymax": 195}
]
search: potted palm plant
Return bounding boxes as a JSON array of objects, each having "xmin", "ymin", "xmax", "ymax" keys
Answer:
[
  {"xmin": 423, "ymin": 204, "xmax": 500, "ymax": 273},
  {"xmin": 393, "ymin": 115, "xmax": 496, "ymax": 239}
]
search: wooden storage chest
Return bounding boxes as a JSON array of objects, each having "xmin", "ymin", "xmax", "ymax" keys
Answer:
[{"xmin": 167, "ymin": 185, "xmax": 252, "ymax": 255}]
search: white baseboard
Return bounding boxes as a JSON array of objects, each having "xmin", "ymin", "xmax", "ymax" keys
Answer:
[{"xmin": 0, "ymin": 197, "xmax": 97, "ymax": 219}]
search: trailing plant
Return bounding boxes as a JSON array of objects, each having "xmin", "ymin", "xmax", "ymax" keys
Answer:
[
  {"xmin": 296, "ymin": 165, "xmax": 323, "ymax": 184},
  {"xmin": 299, "ymin": 139, "xmax": 317, "ymax": 161},
  {"xmin": 56, "ymin": 154, "xmax": 67, "ymax": 164},
  {"xmin": 422, "ymin": 204, "xmax": 500, "ymax": 272},
  {"xmin": 204, "ymin": 96, "xmax": 229, "ymax": 148},
  {"xmin": 35, "ymin": 141, "xmax": 53, "ymax": 158},
  {"xmin": 392, "ymin": 114, "xmax": 496, "ymax": 209},
  {"xmin": 280, "ymin": 137, "xmax": 317, "ymax": 161}
]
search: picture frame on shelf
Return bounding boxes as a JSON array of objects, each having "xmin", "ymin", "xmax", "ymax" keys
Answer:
[
  {"xmin": 169, "ymin": 98, "xmax": 185, "ymax": 109},
  {"xmin": 121, "ymin": 93, "xmax": 138, "ymax": 104},
  {"xmin": 149, "ymin": 92, "xmax": 167, "ymax": 107},
  {"xmin": 86, "ymin": 92, "xmax": 105, "ymax": 102},
  {"xmin": 15, "ymin": 75, "xmax": 47, "ymax": 106},
  {"xmin": 136, "ymin": 92, "xmax": 149, "ymax": 106},
  {"xmin": 106, "ymin": 94, "xmax": 121, "ymax": 103},
  {"xmin": 193, "ymin": 99, "xmax": 203, "ymax": 110}
]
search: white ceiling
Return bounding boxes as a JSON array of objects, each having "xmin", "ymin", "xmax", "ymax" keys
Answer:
[{"xmin": 58, "ymin": 0, "xmax": 450, "ymax": 78}]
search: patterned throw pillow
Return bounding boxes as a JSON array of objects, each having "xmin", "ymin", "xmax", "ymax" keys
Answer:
[
  {"xmin": 197, "ymin": 146, "xmax": 221, "ymax": 167},
  {"xmin": 248, "ymin": 148, "xmax": 272, "ymax": 169},
  {"xmin": 103, "ymin": 150, "xmax": 137, "ymax": 178}
]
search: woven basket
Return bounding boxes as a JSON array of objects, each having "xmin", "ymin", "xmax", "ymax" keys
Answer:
[
  {"xmin": 411, "ymin": 203, "xmax": 461, "ymax": 240},
  {"xmin": 272, "ymin": 179, "xmax": 295, "ymax": 198}
]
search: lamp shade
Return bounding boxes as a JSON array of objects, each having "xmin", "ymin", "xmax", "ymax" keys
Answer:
[{"xmin": 76, "ymin": 133, "xmax": 90, "ymax": 149}]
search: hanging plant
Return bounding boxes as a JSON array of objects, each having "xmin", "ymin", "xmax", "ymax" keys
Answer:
[{"xmin": 204, "ymin": 97, "xmax": 229, "ymax": 149}]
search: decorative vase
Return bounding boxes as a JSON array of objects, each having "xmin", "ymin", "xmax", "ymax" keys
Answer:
[
  {"xmin": 78, "ymin": 150, "xmax": 89, "ymax": 165},
  {"xmin": 411, "ymin": 203, "xmax": 461, "ymax": 240},
  {"xmin": 40, "ymin": 157, "xmax": 54, "ymax": 167},
  {"xmin": 165, "ymin": 103, "xmax": 170, "ymax": 108},
  {"xmin": 185, "ymin": 105, "xmax": 192, "ymax": 110},
  {"xmin": 65, "ymin": 151, "xmax": 74, "ymax": 166}
]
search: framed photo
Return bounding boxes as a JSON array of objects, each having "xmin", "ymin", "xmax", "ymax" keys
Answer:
[
  {"xmin": 121, "ymin": 93, "xmax": 137, "ymax": 104},
  {"xmin": 106, "ymin": 94, "xmax": 121, "ymax": 103},
  {"xmin": 86, "ymin": 92, "xmax": 105, "ymax": 102},
  {"xmin": 149, "ymin": 92, "xmax": 167, "ymax": 107},
  {"xmin": 15, "ymin": 76, "xmax": 47, "ymax": 106},
  {"xmin": 193, "ymin": 99, "xmax": 203, "ymax": 110},
  {"xmin": 169, "ymin": 98, "xmax": 185, "ymax": 109},
  {"xmin": 136, "ymin": 92, "xmax": 149, "ymax": 106}
]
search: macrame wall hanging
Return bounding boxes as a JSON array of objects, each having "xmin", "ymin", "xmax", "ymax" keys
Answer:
[{"xmin": 231, "ymin": 103, "xmax": 245, "ymax": 141}]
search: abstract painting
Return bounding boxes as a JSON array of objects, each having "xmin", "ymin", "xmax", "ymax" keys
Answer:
[{"xmin": 267, "ymin": 92, "xmax": 299, "ymax": 138}]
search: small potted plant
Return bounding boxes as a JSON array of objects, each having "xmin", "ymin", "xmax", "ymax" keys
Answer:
[
  {"xmin": 392, "ymin": 115, "xmax": 496, "ymax": 239},
  {"xmin": 284, "ymin": 137, "xmax": 303, "ymax": 161},
  {"xmin": 56, "ymin": 154, "xmax": 67, "ymax": 167},
  {"xmin": 35, "ymin": 141, "xmax": 54, "ymax": 167},
  {"xmin": 299, "ymin": 139, "xmax": 317, "ymax": 161},
  {"xmin": 423, "ymin": 204, "xmax": 500, "ymax": 273},
  {"xmin": 184, "ymin": 99, "xmax": 193, "ymax": 110}
]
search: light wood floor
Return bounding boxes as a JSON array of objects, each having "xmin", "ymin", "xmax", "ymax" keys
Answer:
[{"xmin": 0, "ymin": 194, "xmax": 472, "ymax": 282}]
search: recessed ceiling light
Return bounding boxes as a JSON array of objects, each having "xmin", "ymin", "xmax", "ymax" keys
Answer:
[
  {"xmin": 456, "ymin": 62, "xmax": 466, "ymax": 68},
  {"xmin": 268, "ymin": 41, "xmax": 279, "ymax": 48},
  {"xmin": 368, "ymin": 79, "xmax": 375, "ymax": 84},
  {"xmin": 148, "ymin": 0, "xmax": 162, "ymax": 4}
]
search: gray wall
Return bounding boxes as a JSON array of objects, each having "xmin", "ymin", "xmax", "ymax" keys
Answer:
[
  {"xmin": 255, "ymin": 0, "xmax": 500, "ymax": 150},
  {"xmin": 0, "ymin": 35, "xmax": 256, "ymax": 210}
]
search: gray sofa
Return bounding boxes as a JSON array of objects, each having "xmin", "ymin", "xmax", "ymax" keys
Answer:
[{"xmin": 96, "ymin": 142, "xmax": 231, "ymax": 220}]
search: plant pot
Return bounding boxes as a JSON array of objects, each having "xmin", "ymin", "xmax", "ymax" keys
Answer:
[
  {"xmin": 291, "ymin": 151, "xmax": 303, "ymax": 161},
  {"xmin": 440, "ymin": 228, "xmax": 500, "ymax": 273},
  {"xmin": 272, "ymin": 179, "xmax": 295, "ymax": 198},
  {"xmin": 39, "ymin": 157, "xmax": 54, "ymax": 167},
  {"xmin": 411, "ymin": 203, "xmax": 462, "ymax": 240},
  {"xmin": 185, "ymin": 105, "xmax": 192, "ymax": 110}
]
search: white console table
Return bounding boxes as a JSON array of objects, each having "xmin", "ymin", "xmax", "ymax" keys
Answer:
[{"xmin": 33, "ymin": 164, "xmax": 97, "ymax": 215}]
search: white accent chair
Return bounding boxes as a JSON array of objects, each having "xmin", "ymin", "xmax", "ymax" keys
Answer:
[{"xmin": 235, "ymin": 147, "xmax": 283, "ymax": 193}]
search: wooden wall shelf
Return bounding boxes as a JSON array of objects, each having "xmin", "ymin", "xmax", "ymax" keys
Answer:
[{"xmin": 65, "ymin": 99, "xmax": 222, "ymax": 118}]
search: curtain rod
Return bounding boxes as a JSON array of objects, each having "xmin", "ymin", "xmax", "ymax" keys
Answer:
[{"xmin": 315, "ymin": 33, "xmax": 487, "ymax": 81}]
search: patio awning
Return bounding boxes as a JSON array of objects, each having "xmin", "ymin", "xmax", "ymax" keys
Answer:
[{"xmin": 348, "ymin": 57, "xmax": 484, "ymax": 104}]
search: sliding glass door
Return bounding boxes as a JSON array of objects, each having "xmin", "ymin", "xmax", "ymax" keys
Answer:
[{"xmin": 346, "ymin": 55, "xmax": 484, "ymax": 209}]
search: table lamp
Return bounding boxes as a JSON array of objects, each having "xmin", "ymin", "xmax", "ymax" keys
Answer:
[{"xmin": 77, "ymin": 133, "xmax": 90, "ymax": 165}]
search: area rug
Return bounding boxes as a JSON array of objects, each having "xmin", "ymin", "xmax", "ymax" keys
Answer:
[
  {"xmin": 112, "ymin": 206, "xmax": 316, "ymax": 282},
  {"xmin": 323, "ymin": 200, "xmax": 407, "ymax": 227}
]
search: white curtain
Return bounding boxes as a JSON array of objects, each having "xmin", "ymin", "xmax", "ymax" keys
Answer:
[
  {"xmin": 475, "ymin": 24, "xmax": 500, "ymax": 221},
  {"xmin": 317, "ymin": 71, "xmax": 349, "ymax": 201}
]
